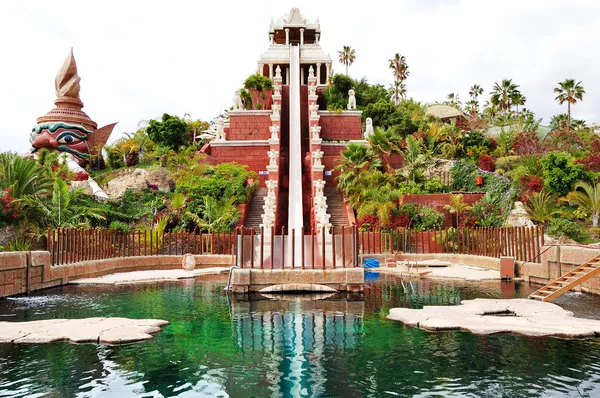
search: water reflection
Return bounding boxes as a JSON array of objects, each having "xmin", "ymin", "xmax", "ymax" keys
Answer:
[{"xmin": 0, "ymin": 278, "xmax": 598, "ymax": 397}]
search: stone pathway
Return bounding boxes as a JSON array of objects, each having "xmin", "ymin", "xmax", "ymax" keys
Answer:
[
  {"xmin": 388, "ymin": 298, "xmax": 600, "ymax": 338},
  {"xmin": 0, "ymin": 317, "xmax": 169, "ymax": 344},
  {"xmin": 70, "ymin": 267, "xmax": 229, "ymax": 285}
]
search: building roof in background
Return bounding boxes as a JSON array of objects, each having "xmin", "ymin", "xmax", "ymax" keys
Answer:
[{"xmin": 426, "ymin": 104, "xmax": 467, "ymax": 120}]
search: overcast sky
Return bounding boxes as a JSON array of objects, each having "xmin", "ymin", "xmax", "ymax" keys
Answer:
[{"xmin": 1, "ymin": 0, "xmax": 599, "ymax": 153}]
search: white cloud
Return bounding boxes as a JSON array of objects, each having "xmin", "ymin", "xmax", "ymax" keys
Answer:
[{"xmin": 1, "ymin": 0, "xmax": 598, "ymax": 153}]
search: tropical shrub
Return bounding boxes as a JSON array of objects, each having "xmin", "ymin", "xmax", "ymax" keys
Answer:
[
  {"xmin": 546, "ymin": 218, "xmax": 590, "ymax": 244},
  {"xmin": 0, "ymin": 189, "xmax": 20, "ymax": 226},
  {"xmin": 108, "ymin": 221, "xmax": 130, "ymax": 232},
  {"xmin": 478, "ymin": 154, "xmax": 495, "ymax": 172},
  {"xmin": 423, "ymin": 178, "xmax": 443, "ymax": 193},
  {"xmin": 541, "ymin": 152, "xmax": 587, "ymax": 196},
  {"xmin": 146, "ymin": 113, "xmax": 189, "ymax": 150}
]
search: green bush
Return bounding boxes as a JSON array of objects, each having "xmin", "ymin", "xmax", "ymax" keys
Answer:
[
  {"xmin": 146, "ymin": 114, "xmax": 189, "ymax": 150},
  {"xmin": 109, "ymin": 221, "xmax": 130, "ymax": 232},
  {"xmin": 541, "ymin": 152, "xmax": 587, "ymax": 196},
  {"xmin": 399, "ymin": 203, "xmax": 444, "ymax": 230},
  {"xmin": 243, "ymin": 73, "xmax": 273, "ymax": 91},
  {"xmin": 547, "ymin": 218, "xmax": 591, "ymax": 244},
  {"xmin": 423, "ymin": 178, "xmax": 444, "ymax": 193}
]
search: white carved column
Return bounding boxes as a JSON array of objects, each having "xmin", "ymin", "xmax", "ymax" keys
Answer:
[
  {"xmin": 300, "ymin": 28, "xmax": 304, "ymax": 45},
  {"xmin": 315, "ymin": 33, "xmax": 320, "ymax": 44},
  {"xmin": 326, "ymin": 63, "xmax": 330, "ymax": 81},
  {"xmin": 286, "ymin": 67, "xmax": 290, "ymax": 85},
  {"xmin": 269, "ymin": 64, "xmax": 274, "ymax": 79},
  {"xmin": 285, "ymin": 28, "xmax": 290, "ymax": 45},
  {"xmin": 301, "ymin": 66, "xmax": 304, "ymax": 85},
  {"xmin": 270, "ymin": 34, "xmax": 274, "ymax": 45},
  {"xmin": 316, "ymin": 62, "xmax": 321, "ymax": 85},
  {"xmin": 258, "ymin": 63, "xmax": 264, "ymax": 76}
]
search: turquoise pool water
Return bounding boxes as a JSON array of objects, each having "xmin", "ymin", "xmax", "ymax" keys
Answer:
[{"xmin": 0, "ymin": 274, "xmax": 599, "ymax": 397}]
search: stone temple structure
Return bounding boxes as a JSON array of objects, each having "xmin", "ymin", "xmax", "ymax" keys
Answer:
[{"xmin": 201, "ymin": 8, "xmax": 366, "ymax": 237}]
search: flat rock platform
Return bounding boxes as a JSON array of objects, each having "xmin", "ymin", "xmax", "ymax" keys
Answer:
[
  {"xmin": 71, "ymin": 267, "xmax": 229, "ymax": 285},
  {"xmin": 0, "ymin": 317, "xmax": 169, "ymax": 344},
  {"xmin": 388, "ymin": 298, "xmax": 600, "ymax": 338}
]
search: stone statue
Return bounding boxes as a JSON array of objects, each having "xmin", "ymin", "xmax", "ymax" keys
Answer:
[
  {"xmin": 233, "ymin": 90, "xmax": 244, "ymax": 110},
  {"xmin": 268, "ymin": 150, "xmax": 279, "ymax": 166},
  {"xmin": 312, "ymin": 150, "xmax": 324, "ymax": 167},
  {"xmin": 275, "ymin": 65, "xmax": 282, "ymax": 80},
  {"xmin": 272, "ymin": 103, "xmax": 281, "ymax": 114},
  {"xmin": 308, "ymin": 65, "xmax": 315, "ymax": 79},
  {"xmin": 347, "ymin": 89, "xmax": 356, "ymax": 110},
  {"xmin": 310, "ymin": 103, "xmax": 319, "ymax": 118},
  {"xmin": 215, "ymin": 119, "xmax": 225, "ymax": 141},
  {"xmin": 266, "ymin": 179, "xmax": 278, "ymax": 191},
  {"xmin": 269, "ymin": 124, "xmax": 280, "ymax": 140},
  {"xmin": 314, "ymin": 179, "xmax": 325, "ymax": 194},
  {"xmin": 309, "ymin": 83, "xmax": 317, "ymax": 96},
  {"xmin": 274, "ymin": 84, "xmax": 281, "ymax": 97},
  {"xmin": 30, "ymin": 49, "xmax": 116, "ymax": 160},
  {"xmin": 311, "ymin": 125, "xmax": 321, "ymax": 140},
  {"xmin": 364, "ymin": 117, "xmax": 374, "ymax": 139}
]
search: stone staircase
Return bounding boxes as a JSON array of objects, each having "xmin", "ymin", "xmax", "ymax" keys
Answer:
[
  {"xmin": 529, "ymin": 254, "xmax": 600, "ymax": 302},
  {"xmin": 324, "ymin": 187, "xmax": 348, "ymax": 227},
  {"xmin": 244, "ymin": 188, "xmax": 267, "ymax": 230}
]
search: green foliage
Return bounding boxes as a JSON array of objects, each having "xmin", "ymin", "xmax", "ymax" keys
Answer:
[
  {"xmin": 146, "ymin": 114, "xmax": 189, "ymax": 150},
  {"xmin": 243, "ymin": 73, "xmax": 273, "ymax": 91},
  {"xmin": 423, "ymin": 178, "xmax": 444, "ymax": 193},
  {"xmin": 547, "ymin": 218, "xmax": 591, "ymax": 243},
  {"xmin": 451, "ymin": 160, "xmax": 516, "ymax": 225},
  {"xmin": 321, "ymin": 74, "xmax": 391, "ymax": 112},
  {"xmin": 0, "ymin": 152, "xmax": 52, "ymax": 199},
  {"xmin": 399, "ymin": 203, "xmax": 444, "ymax": 230},
  {"xmin": 109, "ymin": 221, "xmax": 131, "ymax": 232},
  {"xmin": 541, "ymin": 152, "xmax": 587, "ymax": 196},
  {"xmin": 522, "ymin": 191, "xmax": 557, "ymax": 224},
  {"xmin": 4, "ymin": 238, "xmax": 31, "ymax": 252}
]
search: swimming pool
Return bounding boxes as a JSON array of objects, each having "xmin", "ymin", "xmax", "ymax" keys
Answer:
[{"xmin": 0, "ymin": 274, "xmax": 598, "ymax": 397}]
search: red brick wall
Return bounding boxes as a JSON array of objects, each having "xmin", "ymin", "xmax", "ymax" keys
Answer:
[
  {"xmin": 321, "ymin": 144, "xmax": 346, "ymax": 185},
  {"xmin": 228, "ymin": 113, "xmax": 272, "ymax": 140},
  {"xmin": 402, "ymin": 193, "xmax": 484, "ymax": 227},
  {"xmin": 209, "ymin": 145, "xmax": 270, "ymax": 185},
  {"xmin": 319, "ymin": 113, "xmax": 362, "ymax": 140}
]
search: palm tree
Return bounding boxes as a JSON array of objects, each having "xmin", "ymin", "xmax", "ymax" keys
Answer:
[
  {"xmin": 564, "ymin": 181, "xmax": 600, "ymax": 226},
  {"xmin": 490, "ymin": 79, "xmax": 519, "ymax": 115},
  {"xmin": 511, "ymin": 91, "xmax": 526, "ymax": 115},
  {"xmin": 523, "ymin": 191, "xmax": 557, "ymax": 224},
  {"xmin": 388, "ymin": 53, "xmax": 410, "ymax": 82},
  {"xmin": 554, "ymin": 79, "xmax": 585, "ymax": 134},
  {"xmin": 446, "ymin": 93, "xmax": 461, "ymax": 108},
  {"xmin": 335, "ymin": 143, "xmax": 382, "ymax": 196},
  {"xmin": 0, "ymin": 152, "xmax": 52, "ymax": 199},
  {"xmin": 550, "ymin": 113, "xmax": 569, "ymax": 131},
  {"xmin": 571, "ymin": 119, "xmax": 587, "ymax": 131},
  {"xmin": 356, "ymin": 185, "xmax": 403, "ymax": 227},
  {"xmin": 398, "ymin": 135, "xmax": 439, "ymax": 184},
  {"xmin": 443, "ymin": 194, "xmax": 472, "ymax": 226},
  {"xmin": 24, "ymin": 178, "xmax": 105, "ymax": 228},
  {"xmin": 338, "ymin": 46, "xmax": 356, "ymax": 76},
  {"xmin": 389, "ymin": 81, "xmax": 406, "ymax": 106},
  {"xmin": 469, "ymin": 84, "xmax": 484, "ymax": 101},
  {"xmin": 367, "ymin": 127, "xmax": 404, "ymax": 172},
  {"xmin": 465, "ymin": 100, "xmax": 479, "ymax": 115}
]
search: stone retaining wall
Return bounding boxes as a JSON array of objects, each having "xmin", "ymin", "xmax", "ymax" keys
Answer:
[{"xmin": 0, "ymin": 252, "xmax": 232, "ymax": 298}]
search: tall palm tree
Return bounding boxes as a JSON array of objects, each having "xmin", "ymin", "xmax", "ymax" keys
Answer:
[
  {"xmin": 564, "ymin": 181, "xmax": 600, "ymax": 226},
  {"xmin": 389, "ymin": 81, "xmax": 406, "ymax": 106},
  {"xmin": 554, "ymin": 79, "xmax": 585, "ymax": 134},
  {"xmin": 511, "ymin": 91, "xmax": 526, "ymax": 115},
  {"xmin": 338, "ymin": 46, "xmax": 356, "ymax": 76},
  {"xmin": 388, "ymin": 53, "xmax": 410, "ymax": 82},
  {"xmin": 490, "ymin": 79, "xmax": 520, "ymax": 115},
  {"xmin": 469, "ymin": 84, "xmax": 484, "ymax": 101}
]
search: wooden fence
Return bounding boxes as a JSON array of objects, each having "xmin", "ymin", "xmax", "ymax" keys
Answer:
[
  {"xmin": 357, "ymin": 226, "xmax": 544, "ymax": 263},
  {"xmin": 47, "ymin": 228, "xmax": 236, "ymax": 266},
  {"xmin": 47, "ymin": 225, "xmax": 543, "ymax": 268}
]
